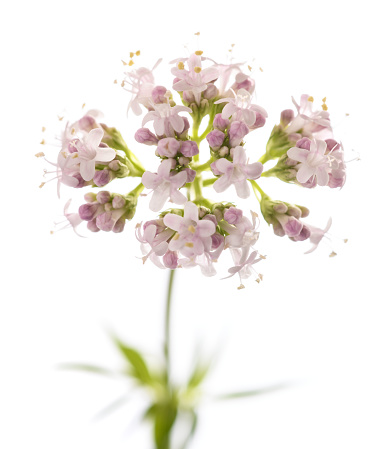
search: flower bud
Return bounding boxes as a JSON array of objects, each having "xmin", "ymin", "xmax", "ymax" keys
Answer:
[
  {"xmin": 273, "ymin": 202, "xmax": 288, "ymax": 214},
  {"xmin": 249, "ymin": 112, "xmax": 266, "ymax": 130},
  {"xmin": 231, "ymin": 73, "xmax": 255, "ymax": 94},
  {"xmin": 290, "ymin": 225, "xmax": 310, "ymax": 241},
  {"xmin": 108, "ymin": 160, "xmax": 121, "ymax": 171},
  {"xmin": 287, "ymin": 205, "xmax": 302, "ymax": 219},
  {"xmin": 112, "ymin": 195, "xmax": 126, "ymax": 209},
  {"xmin": 79, "ymin": 203, "xmax": 100, "ymax": 221},
  {"xmin": 224, "ymin": 207, "xmax": 243, "ymax": 225},
  {"xmin": 211, "ymin": 233, "xmax": 224, "ymax": 250},
  {"xmin": 87, "ymin": 219, "xmax": 100, "ymax": 232},
  {"xmin": 296, "ymin": 137, "xmax": 311, "ymax": 150},
  {"xmin": 93, "ymin": 169, "xmax": 111, "ymax": 187},
  {"xmin": 213, "ymin": 113, "xmax": 230, "ymax": 131},
  {"xmin": 113, "ymin": 217, "xmax": 126, "ymax": 233},
  {"xmin": 179, "ymin": 156, "xmax": 191, "ymax": 166},
  {"xmin": 78, "ymin": 115, "xmax": 98, "ymax": 132},
  {"xmin": 96, "ymin": 211, "xmax": 115, "ymax": 232},
  {"xmin": 175, "ymin": 117, "xmax": 190, "ymax": 139},
  {"xmin": 163, "ymin": 250, "xmax": 178, "ymax": 269},
  {"xmin": 73, "ymin": 173, "xmax": 85, "ymax": 188},
  {"xmin": 180, "ymin": 140, "xmax": 199, "ymax": 157},
  {"xmin": 206, "ymin": 129, "xmax": 225, "ymax": 150},
  {"xmin": 152, "ymin": 85, "xmax": 167, "ymax": 104},
  {"xmin": 210, "ymin": 160, "xmax": 220, "ymax": 176},
  {"xmin": 200, "ymin": 99, "xmax": 209, "ymax": 115},
  {"xmin": 182, "ymin": 168, "xmax": 196, "ymax": 183},
  {"xmin": 204, "ymin": 83, "xmax": 218, "ymax": 100},
  {"xmin": 96, "ymin": 191, "xmax": 111, "ymax": 204},
  {"xmin": 135, "ymin": 128, "xmax": 159, "ymax": 146},
  {"xmin": 183, "ymin": 90, "xmax": 195, "ymax": 104},
  {"xmin": 218, "ymin": 146, "xmax": 229, "ymax": 157},
  {"xmin": 280, "ymin": 109, "xmax": 295, "ymax": 127},
  {"xmin": 84, "ymin": 192, "xmax": 97, "ymax": 203},
  {"xmin": 202, "ymin": 214, "xmax": 218, "ymax": 227},
  {"xmin": 228, "ymin": 121, "xmax": 249, "ymax": 147},
  {"xmin": 157, "ymin": 138, "xmax": 181, "ymax": 158}
]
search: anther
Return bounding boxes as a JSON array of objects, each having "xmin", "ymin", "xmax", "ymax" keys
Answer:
[
  {"xmin": 39, "ymin": 182, "xmax": 46, "ymax": 188},
  {"xmin": 308, "ymin": 96, "xmax": 314, "ymax": 102},
  {"xmin": 195, "ymin": 50, "xmax": 203, "ymax": 56},
  {"xmin": 42, "ymin": 126, "xmax": 46, "ymax": 132},
  {"xmin": 40, "ymin": 139, "xmax": 45, "ymax": 145},
  {"xmin": 177, "ymin": 62, "xmax": 185, "ymax": 70},
  {"xmin": 35, "ymin": 152, "xmax": 45, "ymax": 158},
  {"xmin": 130, "ymin": 52, "xmax": 134, "ymax": 58},
  {"xmin": 188, "ymin": 225, "xmax": 196, "ymax": 233},
  {"xmin": 136, "ymin": 50, "xmax": 140, "ymax": 56},
  {"xmin": 329, "ymin": 251, "xmax": 337, "ymax": 257},
  {"xmin": 129, "ymin": 60, "xmax": 134, "ymax": 66},
  {"xmin": 185, "ymin": 242, "xmax": 194, "ymax": 248},
  {"xmin": 194, "ymin": 67, "xmax": 202, "ymax": 73}
]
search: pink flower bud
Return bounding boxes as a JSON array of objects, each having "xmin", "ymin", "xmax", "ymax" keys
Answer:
[
  {"xmin": 96, "ymin": 211, "xmax": 115, "ymax": 232},
  {"xmin": 203, "ymin": 214, "xmax": 218, "ymax": 227},
  {"xmin": 206, "ymin": 129, "xmax": 225, "ymax": 150},
  {"xmin": 182, "ymin": 90, "xmax": 195, "ymax": 103},
  {"xmin": 180, "ymin": 140, "xmax": 199, "ymax": 157},
  {"xmin": 249, "ymin": 112, "xmax": 266, "ymax": 130},
  {"xmin": 152, "ymin": 86, "xmax": 167, "ymax": 104},
  {"xmin": 280, "ymin": 109, "xmax": 295, "ymax": 127},
  {"xmin": 87, "ymin": 219, "xmax": 100, "ymax": 232},
  {"xmin": 210, "ymin": 160, "xmax": 220, "ymax": 176},
  {"xmin": 218, "ymin": 146, "xmax": 229, "ymax": 157},
  {"xmin": 211, "ymin": 233, "xmax": 224, "ymax": 250},
  {"xmin": 290, "ymin": 225, "xmax": 310, "ymax": 241},
  {"xmin": 179, "ymin": 156, "xmax": 191, "ymax": 166},
  {"xmin": 296, "ymin": 137, "xmax": 311, "ymax": 150},
  {"xmin": 79, "ymin": 203, "xmax": 100, "ymax": 221},
  {"xmin": 228, "ymin": 121, "xmax": 249, "ymax": 147},
  {"xmin": 112, "ymin": 195, "xmax": 126, "ymax": 209},
  {"xmin": 283, "ymin": 217, "xmax": 303, "ymax": 237},
  {"xmin": 325, "ymin": 139, "xmax": 340, "ymax": 153},
  {"xmin": 157, "ymin": 138, "xmax": 181, "ymax": 158},
  {"xmin": 93, "ymin": 169, "xmax": 111, "ymax": 187},
  {"xmin": 224, "ymin": 207, "xmax": 243, "ymax": 225},
  {"xmin": 287, "ymin": 205, "xmax": 302, "ymax": 219},
  {"xmin": 113, "ymin": 217, "xmax": 126, "ymax": 233},
  {"xmin": 273, "ymin": 202, "xmax": 288, "ymax": 214},
  {"xmin": 96, "ymin": 191, "xmax": 111, "ymax": 204},
  {"xmin": 204, "ymin": 84, "xmax": 218, "ymax": 100},
  {"xmin": 213, "ymin": 113, "xmax": 230, "ymax": 131},
  {"xmin": 78, "ymin": 115, "xmax": 97, "ymax": 132},
  {"xmin": 72, "ymin": 173, "xmax": 85, "ymax": 188},
  {"xmin": 84, "ymin": 192, "xmax": 97, "ymax": 203},
  {"xmin": 231, "ymin": 73, "xmax": 255, "ymax": 94},
  {"xmin": 135, "ymin": 128, "xmax": 159, "ymax": 146},
  {"xmin": 163, "ymin": 250, "xmax": 178, "ymax": 269},
  {"xmin": 182, "ymin": 168, "xmax": 196, "ymax": 183}
]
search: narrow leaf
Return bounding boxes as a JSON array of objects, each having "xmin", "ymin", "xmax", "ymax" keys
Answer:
[
  {"xmin": 57, "ymin": 363, "xmax": 116, "ymax": 377},
  {"xmin": 179, "ymin": 411, "xmax": 198, "ymax": 449},
  {"xmin": 212, "ymin": 383, "xmax": 290, "ymax": 401},
  {"xmin": 92, "ymin": 395, "xmax": 130, "ymax": 421}
]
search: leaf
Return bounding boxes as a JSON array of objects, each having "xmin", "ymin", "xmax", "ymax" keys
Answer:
[
  {"xmin": 187, "ymin": 360, "xmax": 212, "ymax": 390},
  {"xmin": 212, "ymin": 383, "xmax": 291, "ymax": 401},
  {"xmin": 179, "ymin": 410, "xmax": 198, "ymax": 449},
  {"xmin": 112, "ymin": 337, "xmax": 152, "ymax": 385},
  {"xmin": 153, "ymin": 402, "xmax": 178, "ymax": 449},
  {"xmin": 57, "ymin": 363, "xmax": 116, "ymax": 377}
]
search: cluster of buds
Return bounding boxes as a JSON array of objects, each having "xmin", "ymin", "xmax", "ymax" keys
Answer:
[{"xmin": 40, "ymin": 48, "xmax": 349, "ymax": 288}]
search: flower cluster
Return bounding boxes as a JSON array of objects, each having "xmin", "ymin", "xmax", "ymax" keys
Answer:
[{"xmin": 40, "ymin": 49, "xmax": 348, "ymax": 288}]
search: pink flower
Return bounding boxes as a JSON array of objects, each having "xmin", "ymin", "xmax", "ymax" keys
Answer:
[
  {"xmin": 215, "ymin": 88, "xmax": 267, "ymax": 126},
  {"xmin": 212, "ymin": 146, "xmax": 263, "ymax": 198},
  {"xmin": 287, "ymin": 139, "xmax": 330, "ymax": 186},
  {"xmin": 74, "ymin": 128, "xmax": 116, "ymax": 181},
  {"xmin": 163, "ymin": 202, "xmax": 216, "ymax": 258},
  {"xmin": 141, "ymin": 159, "xmax": 188, "ymax": 212},
  {"xmin": 304, "ymin": 218, "xmax": 332, "ymax": 254},
  {"xmin": 142, "ymin": 103, "xmax": 192, "ymax": 137},
  {"xmin": 223, "ymin": 250, "xmax": 263, "ymax": 288},
  {"xmin": 171, "ymin": 53, "xmax": 219, "ymax": 105},
  {"xmin": 53, "ymin": 199, "xmax": 84, "ymax": 237},
  {"xmin": 136, "ymin": 220, "xmax": 175, "ymax": 266},
  {"xmin": 124, "ymin": 59, "xmax": 162, "ymax": 115}
]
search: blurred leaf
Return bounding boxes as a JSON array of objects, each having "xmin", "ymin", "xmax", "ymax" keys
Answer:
[
  {"xmin": 187, "ymin": 360, "xmax": 212, "ymax": 390},
  {"xmin": 212, "ymin": 383, "xmax": 290, "ymax": 401},
  {"xmin": 92, "ymin": 395, "xmax": 130, "ymax": 421},
  {"xmin": 153, "ymin": 402, "xmax": 178, "ymax": 449},
  {"xmin": 57, "ymin": 363, "xmax": 116, "ymax": 377},
  {"xmin": 112, "ymin": 337, "xmax": 153, "ymax": 385},
  {"xmin": 179, "ymin": 410, "xmax": 198, "ymax": 449}
]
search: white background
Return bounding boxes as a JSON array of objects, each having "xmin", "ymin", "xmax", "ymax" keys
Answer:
[{"xmin": 1, "ymin": 0, "xmax": 383, "ymax": 448}]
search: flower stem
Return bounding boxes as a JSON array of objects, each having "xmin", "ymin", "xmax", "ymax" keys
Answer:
[
  {"xmin": 249, "ymin": 180, "xmax": 267, "ymax": 202},
  {"xmin": 258, "ymin": 153, "xmax": 270, "ymax": 164},
  {"xmin": 164, "ymin": 269, "xmax": 176, "ymax": 388}
]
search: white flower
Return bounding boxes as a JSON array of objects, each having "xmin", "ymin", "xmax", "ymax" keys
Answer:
[
  {"xmin": 287, "ymin": 139, "xmax": 330, "ymax": 186},
  {"xmin": 141, "ymin": 159, "xmax": 188, "ymax": 212},
  {"xmin": 215, "ymin": 88, "xmax": 267, "ymax": 126},
  {"xmin": 142, "ymin": 103, "xmax": 192, "ymax": 137},
  {"xmin": 212, "ymin": 147, "xmax": 263, "ymax": 199},
  {"xmin": 75, "ymin": 128, "xmax": 116, "ymax": 181}
]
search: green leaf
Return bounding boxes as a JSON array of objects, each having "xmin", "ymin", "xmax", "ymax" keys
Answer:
[
  {"xmin": 212, "ymin": 383, "xmax": 290, "ymax": 401},
  {"xmin": 92, "ymin": 395, "xmax": 130, "ymax": 421},
  {"xmin": 153, "ymin": 402, "xmax": 178, "ymax": 449},
  {"xmin": 187, "ymin": 360, "xmax": 212, "ymax": 390},
  {"xmin": 57, "ymin": 363, "xmax": 116, "ymax": 377},
  {"xmin": 112, "ymin": 337, "xmax": 152, "ymax": 385}
]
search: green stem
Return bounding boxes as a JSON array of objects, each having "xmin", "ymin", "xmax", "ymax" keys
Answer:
[
  {"xmin": 196, "ymin": 111, "xmax": 215, "ymax": 145},
  {"xmin": 192, "ymin": 157, "xmax": 215, "ymax": 172},
  {"xmin": 202, "ymin": 178, "xmax": 216, "ymax": 187},
  {"xmin": 129, "ymin": 182, "xmax": 144, "ymax": 197},
  {"xmin": 258, "ymin": 153, "xmax": 270, "ymax": 164},
  {"xmin": 249, "ymin": 180, "xmax": 267, "ymax": 203},
  {"xmin": 164, "ymin": 269, "xmax": 176, "ymax": 389}
]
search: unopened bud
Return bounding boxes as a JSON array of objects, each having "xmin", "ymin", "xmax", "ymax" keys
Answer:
[
  {"xmin": 135, "ymin": 128, "xmax": 159, "ymax": 145},
  {"xmin": 112, "ymin": 195, "xmax": 126, "ymax": 209},
  {"xmin": 93, "ymin": 169, "xmax": 111, "ymax": 187},
  {"xmin": 84, "ymin": 192, "xmax": 97, "ymax": 203},
  {"xmin": 79, "ymin": 203, "xmax": 99, "ymax": 221},
  {"xmin": 163, "ymin": 250, "xmax": 178, "ymax": 269},
  {"xmin": 87, "ymin": 219, "xmax": 100, "ymax": 232},
  {"xmin": 183, "ymin": 90, "xmax": 195, "ymax": 104},
  {"xmin": 280, "ymin": 109, "xmax": 295, "ymax": 127},
  {"xmin": 224, "ymin": 207, "xmax": 243, "ymax": 225},
  {"xmin": 152, "ymin": 85, "xmax": 167, "ymax": 104},
  {"xmin": 206, "ymin": 129, "xmax": 225, "ymax": 150},
  {"xmin": 204, "ymin": 84, "xmax": 218, "ymax": 100},
  {"xmin": 180, "ymin": 140, "xmax": 199, "ymax": 157},
  {"xmin": 179, "ymin": 156, "xmax": 191, "ymax": 166},
  {"xmin": 113, "ymin": 217, "xmax": 126, "ymax": 233},
  {"xmin": 96, "ymin": 191, "xmax": 111, "ymax": 204},
  {"xmin": 213, "ymin": 113, "xmax": 230, "ymax": 131},
  {"xmin": 157, "ymin": 138, "xmax": 181, "ymax": 158},
  {"xmin": 218, "ymin": 146, "xmax": 229, "ymax": 157},
  {"xmin": 228, "ymin": 121, "xmax": 249, "ymax": 147},
  {"xmin": 249, "ymin": 112, "xmax": 266, "ymax": 130}
]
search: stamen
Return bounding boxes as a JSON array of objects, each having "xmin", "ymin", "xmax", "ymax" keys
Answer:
[
  {"xmin": 188, "ymin": 225, "xmax": 196, "ymax": 233},
  {"xmin": 121, "ymin": 80, "xmax": 125, "ymax": 87},
  {"xmin": 194, "ymin": 32, "xmax": 200, "ymax": 35},
  {"xmin": 42, "ymin": 126, "xmax": 46, "ymax": 132},
  {"xmin": 130, "ymin": 52, "xmax": 134, "ymax": 58},
  {"xmin": 136, "ymin": 50, "xmax": 140, "ymax": 56},
  {"xmin": 194, "ymin": 67, "xmax": 202, "ymax": 73},
  {"xmin": 344, "ymin": 239, "xmax": 348, "ymax": 243},
  {"xmin": 322, "ymin": 104, "xmax": 328, "ymax": 111},
  {"xmin": 129, "ymin": 60, "xmax": 134, "ymax": 66},
  {"xmin": 195, "ymin": 50, "xmax": 203, "ymax": 56},
  {"xmin": 173, "ymin": 232, "xmax": 180, "ymax": 240},
  {"xmin": 237, "ymin": 284, "xmax": 245, "ymax": 290},
  {"xmin": 113, "ymin": 79, "xmax": 118, "ymax": 84},
  {"xmin": 322, "ymin": 97, "xmax": 327, "ymax": 102},
  {"xmin": 345, "ymin": 113, "xmax": 350, "ymax": 116},
  {"xmin": 259, "ymin": 67, "xmax": 263, "ymax": 72},
  {"xmin": 185, "ymin": 242, "xmax": 194, "ymax": 248},
  {"xmin": 308, "ymin": 96, "xmax": 314, "ymax": 102},
  {"xmin": 121, "ymin": 59, "xmax": 128, "ymax": 65},
  {"xmin": 177, "ymin": 62, "xmax": 185, "ymax": 70},
  {"xmin": 39, "ymin": 182, "xmax": 46, "ymax": 188},
  {"xmin": 82, "ymin": 103, "xmax": 86, "ymax": 109},
  {"xmin": 58, "ymin": 116, "xmax": 64, "ymax": 121},
  {"xmin": 248, "ymin": 65, "xmax": 252, "ymax": 71},
  {"xmin": 40, "ymin": 139, "xmax": 45, "ymax": 145},
  {"xmin": 329, "ymin": 251, "xmax": 337, "ymax": 257},
  {"xmin": 35, "ymin": 152, "xmax": 45, "ymax": 158}
]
